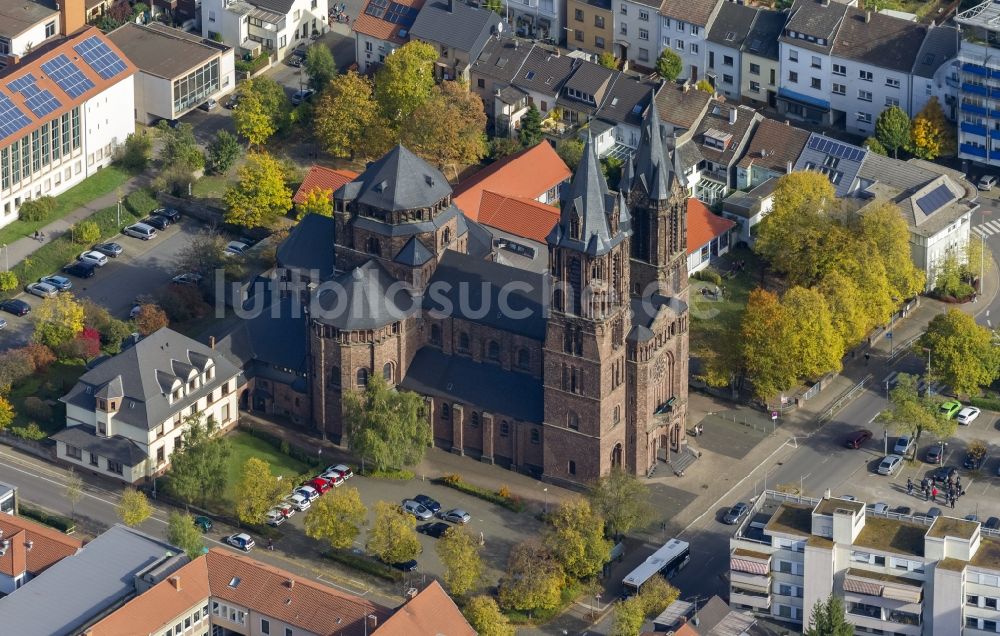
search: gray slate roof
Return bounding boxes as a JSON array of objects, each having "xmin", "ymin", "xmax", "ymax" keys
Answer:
[
  {"xmin": 276, "ymin": 213, "xmax": 336, "ymax": 279},
  {"xmin": 248, "ymin": 0, "xmax": 294, "ymax": 16},
  {"xmin": 395, "ymin": 236, "xmax": 434, "ymax": 266},
  {"xmin": 832, "ymin": 7, "xmax": 927, "ymax": 74},
  {"xmin": 335, "ymin": 145, "xmax": 452, "ymax": 212},
  {"xmin": 744, "ymin": 9, "xmax": 786, "ymax": 60},
  {"xmin": 409, "ymin": 0, "xmax": 501, "ymax": 57},
  {"xmin": 108, "ymin": 23, "xmax": 228, "ymax": 80},
  {"xmin": 425, "ymin": 250, "xmax": 547, "ymax": 340},
  {"xmin": 471, "ymin": 36, "xmax": 534, "ymax": 83},
  {"xmin": 513, "ymin": 46, "xmax": 579, "ymax": 97},
  {"xmin": 465, "ymin": 217, "xmax": 496, "ymax": 259},
  {"xmin": 911, "ymin": 24, "xmax": 958, "ymax": 79},
  {"xmin": 781, "ymin": 0, "xmax": 848, "ymax": 53},
  {"xmin": 694, "ymin": 102, "xmax": 761, "ymax": 167},
  {"xmin": 51, "ymin": 425, "xmax": 147, "ymax": 467},
  {"xmin": 626, "ymin": 94, "xmax": 680, "ymax": 200},
  {"xmin": 628, "ymin": 295, "xmax": 688, "ymax": 342},
  {"xmin": 707, "ymin": 3, "xmax": 759, "ymax": 47},
  {"xmin": 59, "ymin": 328, "xmax": 241, "ymax": 431},
  {"xmin": 352, "ymin": 203, "xmax": 465, "ymax": 238},
  {"xmin": 400, "ymin": 347, "xmax": 543, "ymax": 422},
  {"xmin": 313, "ymin": 260, "xmax": 419, "ymax": 330},
  {"xmin": 215, "ymin": 291, "xmax": 309, "ymax": 376},
  {"xmin": 0, "ymin": 525, "xmax": 185, "ymax": 636}
]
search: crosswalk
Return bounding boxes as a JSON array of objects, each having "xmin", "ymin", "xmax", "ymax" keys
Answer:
[
  {"xmin": 882, "ymin": 371, "xmax": 943, "ymax": 396},
  {"xmin": 974, "ymin": 219, "xmax": 1000, "ymax": 238}
]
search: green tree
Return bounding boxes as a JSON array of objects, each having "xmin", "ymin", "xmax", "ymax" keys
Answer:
[
  {"xmin": 314, "ymin": 71, "xmax": 382, "ymax": 159},
  {"xmin": 374, "ymin": 40, "xmax": 438, "ymax": 125},
  {"xmin": 611, "ymin": 596, "xmax": 645, "ymax": 636},
  {"xmin": 157, "ymin": 121, "xmax": 204, "ymax": 171},
  {"xmin": 519, "ymin": 105, "xmax": 543, "ymax": 147},
  {"xmin": 919, "ymin": 309, "xmax": 1000, "ymax": 396},
  {"xmin": 175, "ymin": 232, "xmax": 229, "ymax": 282},
  {"xmin": 403, "ymin": 81, "xmax": 488, "ymax": 167},
  {"xmin": 498, "ymin": 541, "xmax": 564, "ymax": 613},
  {"xmin": 639, "ymin": 576, "xmax": 680, "ymax": 616},
  {"xmin": 298, "ymin": 188, "xmax": 333, "ymax": 218},
  {"xmin": 233, "ymin": 90, "xmax": 276, "ymax": 147},
  {"xmin": 588, "ymin": 468, "xmax": 653, "ymax": 538},
  {"xmin": 0, "ymin": 271, "xmax": 17, "ymax": 292},
  {"xmin": 305, "ymin": 43, "xmax": 337, "ymax": 91},
  {"xmin": 879, "ymin": 373, "xmax": 955, "ymax": 446},
  {"xmin": 482, "ymin": 0, "xmax": 503, "ymax": 13},
  {"xmin": 875, "ymin": 105, "xmax": 911, "ymax": 158},
  {"xmin": 32, "ymin": 292, "xmax": 85, "ymax": 349},
  {"xmin": 436, "ymin": 526, "xmax": 484, "ymax": 597},
  {"xmin": 303, "ymin": 486, "xmax": 368, "ymax": 549},
  {"xmin": 344, "ymin": 374, "xmax": 431, "ymax": 473},
  {"xmin": 804, "ymin": 594, "xmax": 854, "ymax": 636},
  {"xmin": 863, "ymin": 137, "xmax": 888, "ymax": 156},
  {"xmin": 114, "ymin": 132, "xmax": 152, "ymax": 173},
  {"xmin": 556, "ymin": 138, "xmax": 585, "ymax": 170},
  {"xmin": 490, "ymin": 137, "xmax": 523, "ymax": 159},
  {"xmin": 544, "ymin": 497, "xmax": 611, "ymax": 579},
  {"xmin": 167, "ymin": 512, "xmax": 206, "ymax": 559},
  {"xmin": 655, "ymin": 48, "xmax": 682, "ymax": 81},
  {"xmin": 206, "ymin": 130, "xmax": 241, "ymax": 175},
  {"xmin": 463, "ymin": 596, "xmax": 515, "ymax": 636},
  {"xmin": 17, "ymin": 196, "xmax": 56, "ymax": 222},
  {"xmin": 695, "ymin": 78, "xmax": 714, "ymax": 93},
  {"xmin": 165, "ymin": 416, "xmax": 232, "ymax": 506},
  {"xmin": 117, "ymin": 488, "xmax": 152, "ymax": 527},
  {"xmin": 598, "ymin": 52, "xmax": 618, "ymax": 69},
  {"xmin": 73, "ymin": 220, "xmax": 101, "ymax": 245},
  {"xmin": 0, "ymin": 396, "xmax": 13, "ymax": 431},
  {"xmin": 366, "ymin": 501, "xmax": 422, "ymax": 564},
  {"xmin": 64, "ymin": 470, "xmax": 83, "ymax": 519},
  {"xmin": 224, "ymin": 152, "xmax": 292, "ymax": 229},
  {"xmin": 741, "ymin": 288, "xmax": 797, "ymax": 401},
  {"xmin": 234, "ymin": 457, "xmax": 285, "ymax": 525}
]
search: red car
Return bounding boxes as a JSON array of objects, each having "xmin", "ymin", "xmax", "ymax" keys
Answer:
[
  {"xmin": 845, "ymin": 429, "xmax": 873, "ymax": 449},
  {"xmin": 308, "ymin": 477, "xmax": 332, "ymax": 494}
]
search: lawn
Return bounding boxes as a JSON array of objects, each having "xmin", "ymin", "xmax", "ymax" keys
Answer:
[
  {"xmin": 688, "ymin": 245, "xmax": 761, "ymax": 359},
  {"xmin": 223, "ymin": 431, "xmax": 311, "ymax": 506},
  {"xmin": 0, "ymin": 166, "xmax": 132, "ymax": 246},
  {"xmin": 9, "ymin": 361, "xmax": 86, "ymax": 435},
  {"xmin": 192, "ymin": 174, "xmax": 232, "ymax": 199}
]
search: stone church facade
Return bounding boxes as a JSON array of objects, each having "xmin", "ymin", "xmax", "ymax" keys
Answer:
[{"xmin": 303, "ymin": 100, "xmax": 689, "ymax": 487}]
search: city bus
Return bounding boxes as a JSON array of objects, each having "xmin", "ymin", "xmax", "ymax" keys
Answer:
[{"xmin": 622, "ymin": 538, "xmax": 690, "ymax": 596}]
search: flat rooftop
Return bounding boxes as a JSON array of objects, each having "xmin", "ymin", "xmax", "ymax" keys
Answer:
[
  {"xmin": 765, "ymin": 503, "xmax": 813, "ymax": 538},
  {"xmin": 815, "ymin": 497, "xmax": 865, "ymax": 516},
  {"xmin": 854, "ymin": 517, "xmax": 926, "ymax": 558},
  {"xmin": 107, "ymin": 22, "xmax": 228, "ymax": 79},
  {"xmin": 0, "ymin": 0, "xmax": 57, "ymax": 40},
  {"xmin": 928, "ymin": 516, "xmax": 979, "ymax": 540},
  {"xmin": 972, "ymin": 538, "xmax": 1000, "ymax": 570}
]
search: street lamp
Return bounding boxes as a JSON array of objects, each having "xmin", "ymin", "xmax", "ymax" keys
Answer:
[
  {"xmin": 543, "ymin": 487, "xmax": 549, "ymax": 514},
  {"xmin": 1, "ymin": 243, "xmax": 7, "ymax": 272},
  {"xmin": 923, "ymin": 347, "xmax": 933, "ymax": 397}
]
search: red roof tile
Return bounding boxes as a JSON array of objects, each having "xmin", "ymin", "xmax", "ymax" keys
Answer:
[
  {"xmin": 477, "ymin": 190, "xmax": 560, "ymax": 243},
  {"xmin": 0, "ymin": 514, "xmax": 82, "ymax": 578},
  {"xmin": 454, "ymin": 143, "xmax": 571, "ymax": 221},
  {"xmin": 353, "ymin": 0, "xmax": 425, "ymax": 44},
  {"xmin": 293, "ymin": 166, "xmax": 359, "ymax": 204},
  {"xmin": 686, "ymin": 197, "xmax": 735, "ymax": 254},
  {"xmin": 373, "ymin": 581, "xmax": 475, "ymax": 636}
]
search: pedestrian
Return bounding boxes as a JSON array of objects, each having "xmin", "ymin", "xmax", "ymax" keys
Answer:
[
  {"xmin": 932, "ymin": 486, "xmax": 938, "ymax": 502},
  {"xmin": 907, "ymin": 479, "xmax": 913, "ymax": 495},
  {"xmin": 267, "ymin": 538, "xmax": 274, "ymax": 551},
  {"xmin": 951, "ymin": 497, "xmax": 955, "ymax": 508},
  {"xmin": 864, "ymin": 352, "xmax": 871, "ymax": 365}
]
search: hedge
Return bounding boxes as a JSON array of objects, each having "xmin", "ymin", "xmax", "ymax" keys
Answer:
[
  {"xmin": 19, "ymin": 504, "xmax": 75, "ymax": 533},
  {"xmin": 434, "ymin": 474, "xmax": 525, "ymax": 513},
  {"xmin": 238, "ymin": 423, "xmax": 322, "ymax": 468},
  {"xmin": 322, "ymin": 549, "xmax": 403, "ymax": 582},
  {"xmin": 969, "ymin": 396, "xmax": 1000, "ymax": 412}
]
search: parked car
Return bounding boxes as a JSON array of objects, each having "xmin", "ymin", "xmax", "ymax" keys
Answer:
[
  {"xmin": 224, "ymin": 241, "xmax": 249, "ymax": 256},
  {"xmin": 402, "ymin": 499, "xmax": 433, "ymax": 521},
  {"xmin": 286, "ymin": 56, "xmax": 303, "ymax": 67},
  {"xmin": 0, "ymin": 318, "xmax": 8, "ymax": 329},
  {"xmin": 893, "ymin": 506, "xmax": 912, "ymax": 516},
  {"xmin": 171, "ymin": 273, "xmax": 203, "ymax": 286},
  {"xmin": 439, "ymin": 508, "xmax": 472, "ymax": 524},
  {"xmin": 286, "ymin": 492, "xmax": 311, "ymax": 511},
  {"xmin": 870, "ymin": 503, "xmax": 890, "ymax": 514},
  {"xmin": 964, "ymin": 450, "xmax": 987, "ymax": 470},
  {"xmin": 0, "ymin": 299, "xmax": 30, "ymax": 316},
  {"xmin": 926, "ymin": 445, "xmax": 945, "ymax": 465},
  {"xmin": 265, "ymin": 508, "xmax": 286, "ymax": 526},
  {"xmin": 846, "ymin": 429, "xmax": 873, "ymax": 449},
  {"xmin": 878, "ymin": 455, "xmax": 903, "ymax": 475},
  {"xmin": 928, "ymin": 507, "xmax": 943, "ymax": 519},
  {"xmin": 79, "ymin": 250, "xmax": 109, "ymax": 267},
  {"xmin": 939, "ymin": 400, "xmax": 963, "ymax": 419},
  {"xmin": 225, "ymin": 533, "xmax": 255, "ymax": 551},
  {"xmin": 275, "ymin": 502, "xmax": 295, "ymax": 518},
  {"xmin": 25, "ymin": 281, "xmax": 58, "ymax": 298},
  {"xmin": 39, "ymin": 275, "xmax": 72, "ymax": 290},
  {"xmin": 986, "ymin": 517, "xmax": 1000, "ymax": 530},
  {"xmin": 123, "ymin": 222, "xmax": 157, "ymax": 240},
  {"xmin": 893, "ymin": 436, "xmax": 914, "ymax": 456},
  {"xmin": 199, "ymin": 98, "xmax": 218, "ymax": 111},
  {"xmin": 296, "ymin": 485, "xmax": 320, "ymax": 502},
  {"xmin": 291, "ymin": 88, "xmax": 315, "ymax": 105},
  {"xmin": 931, "ymin": 466, "xmax": 958, "ymax": 484},
  {"xmin": 324, "ymin": 464, "xmax": 353, "ymax": 480},
  {"xmin": 193, "ymin": 515, "xmax": 213, "ymax": 532},
  {"xmin": 155, "ymin": 207, "xmax": 181, "ymax": 223},
  {"xmin": 391, "ymin": 559, "xmax": 418, "ymax": 572},
  {"xmin": 63, "ymin": 261, "xmax": 96, "ymax": 278},
  {"xmin": 308, "ymin": 477, "xmax": 332, "ymax": 494},
  {"xmin": 722, "ymin": 502, "xmax": 749, "ymax": 525},
  {"xmin": 143, "ymin": 215, "xmax": 170, "ymax": 230},
  {"xmin": 414, "ymin": 494, "xmax": 441, "ymax": 514},
  {"xmin": 319, "ymin": 470, "xmax": 345, "ymax": 487},
  {"xmin": 417, "ymin": 522, "xmax": 451, "ymax": 538},
  {"xmin": 979, "ymin": 175, "xmax": 997, "ymax": 191},
  {"xmin": 957, "ymin": 406, "xmax": 982, "ymax": 425}
]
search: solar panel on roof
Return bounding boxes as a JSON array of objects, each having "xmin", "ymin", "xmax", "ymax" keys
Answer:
[
  {"xmin": 0, "ymin": 94, "xmax": 32, "ymax": 139},
  {"xmin": 42, "ymin": 54, "xmax": 95, "ymax": 99},
  {"xmin": 7, "ymin": 74, "xmax": 35, "ymax": 93},
  {"xmin": 73, "ymin": 36, "xmax": 128, "ymax": 80},
  {"xmin": 365, "ymin": 0, "xmax": 389, "ymax": 18},
  {"xmin": 916, "ymin": 184, "xmax": 954, "ymax": 217},
  {"xmin": 7, "ymin": 73, "xmax": 62, "ymax": 119},
  {"xmin": 384, "ymin": 1, "xmax": 417, "ymax": 24},
  {"xmin": 807, "ymin": 135, "xmax": 866, "ymax": 162}
]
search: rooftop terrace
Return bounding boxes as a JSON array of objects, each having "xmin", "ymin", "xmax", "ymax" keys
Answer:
[{"xmin": 854, "ymin": 517, "xmax": 926, "ymax": 558}]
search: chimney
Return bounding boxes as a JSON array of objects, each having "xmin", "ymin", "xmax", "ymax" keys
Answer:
[
  {"xmin": 683, "ymin": 81, "xmax": 690, "ymax": 93},
  {"xmin": 406, "ymin": 587, "xmax": 419, "ymax": 599},
  {"xmin": 729, "ymin": 108, "xmax": 737, "ymax": 125},
  {"xmin": 286, "ymin": 578, "xmax": 295, "ymax": 589},
  {"xmin": 58, "ymin": 0, "xmax": 86, "ymax": 36},
  {"xmin": 169, "ymin": 576, "xmax": 181, "ymax": 591},
  {"xmin": 865, "ymin": 10, "xmax": 871, "ymax": 22},
  {"xmin": 447, "ymin": 0, "xmax": 454, "ymax": 11},
  {"xmin": 786, "ymin": 160, "xmax": 793, "ymax": 173},
  {"xmin": 366, "ymin": 615, "xmax": 379, "ymax": 631},
  {"xmin": 785, "ymin": 119, "xmax": 790, "ymax": 126},
  {"xmin": 24, "ymin": 540, "xmax": 32, "ymax": 551},
  {"xmin": 820, "ymin": 0, "xmax": 829, "ymax": 5},
  {"xmin": 209, "ymin": 336, "xmax": 216, "ymax": 349}
]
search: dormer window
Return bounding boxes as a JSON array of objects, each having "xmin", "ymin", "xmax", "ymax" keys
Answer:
[
  {"xmin": 173, "ymin": 388, "xmax": 183, "ymax": 401},
  {"xmin": 206, "ymin": 365, "xmax": 215, "ymax": 381},
  {"xmin": 570, "ymin": 211, "xmax": 581, "ymax": 239},
  {"xmin": 188, "ymin": 379, "xmax": 197, "ymax": 392}
]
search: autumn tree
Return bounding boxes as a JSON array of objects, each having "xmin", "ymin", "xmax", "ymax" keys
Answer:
[
  {"xmin": 781, "ymin": 286, "xmax": 844, "ymax": 380},
  {"xmin": 544, "ymin": 497, "xmax": 611, "ymax": 579},
  {"xmin": 118, "ymin": 488, "xmax": 152, "ymax": 527},
  {"xmin": 857, "ymin": 200, "xmax": 926, "ymax": 299},
  {"xmin": 639, "ymin": 576, "xmax": 680, "ymax": 616},
  {"xmin": 519, "ymin": 105, "xmax": 543, "ymax": 147},
  {"xmin": 498, "ymin": 541, "xmax": 564, "ymax": 614},
  {"xmin": 588, "ymin": 469, "xmax": 653, "ymax": 538},
  {"xmin": 134, "ymin": 304, "xmax": 169, "ymax": 336},
  {"xmin": 741, "ymin": 289, "xmax": 797, "ymax": 401},
  {"xmin": 804, "ymin": 595, "xmax": 853, "ymax": 636},
  {"xmin": 436, "ymin": 526, "xmax": 484, "ymax": 597},
  {"xmin": 175, "ymin": 232, "xmax": 229, "ymax": 282},
  {"xmin": 304, "ymin": 43, "xmax": 337, "ymax": 91},
  {"xmin": 0, "ymin": 396, "xmax": 13, "ymax": 431},
  {"xmin": 344, "ymin": 374, "xmax": 431, "ymax": 473},
  {"xmin": 864, "ymin": 137, "xmax": 888, "ymax": 156},
  {"xmin": 366, "ymin": 501, "xmax": 422, "ymax": 564},
  {"xmin": 695, "ymin": 78, "xmax": 714, "ymax": 93},
  {"xmin": 818, "ymin": 270, "xmax": 871, "ymax": 350},
  {"xmin": 374, "ymin": 40, "xmax": 438, "ymax": 126},
  {"xmin": 72, "ymin": 220, "xmax": 100, "ymax": 245},
  {"xmin": 919, "ymin": 309, "xmax": 1000, "ymax": 396},
  {"xmin": 598, "ymin": 52, "xmax": 618, "ymax": 69},
  {"xmin": 463, "ymin": 596, "xmax": 515, "ymax": 636},
  {"xmin": 165, "ymin": 415, "xmax": 232, "ymax": 506},
  {"xmin": 303, "ymin": 486, "xmax": 368, "ymax": 549},
  {"xmin": 0, "ymin": 271, "xmax": 17, "ymax": 292},
  {"xmin": 611, "ymin": 596, "xmax": 645, "ymax": 636},
  {"xmin": 314, "ymin": 72, "xmax": 381, "ymax": 159},
  {"xmin": 908, "ymin": 96, "xmax": 955, "ymax": 159},
  {"xmin": 879, "ymin": 373, "xmax": 954, "ymax": 446},
  {"xmin": 235, "ymin": 457, "xmax": 285, "ymax": 525},
  {"xmin": 206, "ymin": 130, "xmax": 241, "ymax": 175},
  {"xmin": 234, "ymin": 78, "xmax": 290, "ymax": 147},
  {"xmin": 298, "ymin": 188, "xmax": 333, "ymax": 218},
  {"xmin": 403, "ymin": 81, "xmax": 488, "ymax": 167},
  {"xmin": 655, "ymin": 48, "xmax": 682, "ymax": 81},
  {"xmin": 32, "ymin": 292, "xmax": 85, "ymax": 349},
  {"xmin": 167, "ymin": 512, "xmax": 206, "ymax": 559},
  {"xmin": 875, "ymin": 105, "xmax": 911, "ymax": 158},
  {"xmin": 224, "ymin": 152, "xmax": 292, "ymax": 229}
]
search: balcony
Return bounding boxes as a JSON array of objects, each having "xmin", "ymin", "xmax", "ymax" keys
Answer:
[
  {"xmin": 962, "ymin": 143, "xmax": 989, "ymax": 158},
  {"xmin": 965, "ymin": 82, "xmax": 990, "ymax": 96},
  {"xmin": 962, "ymin": 102, "xmax": 989, "ymax": 116},
  {"xmin": 963, "ymin": 62, "xmax": 989, "ymax": 76},
  {"xmin": 730, "ymin": 587, "xmax": 771, "ymax": 610},
  {"xmin": 731, "ymin": 569, "xmax": 771, "ymax": 591},
  {"xmin": 990, "ymin": 149, "xmax": 1000, "ymax": 161},
  {"xmin": 963, "ymin": 122, "xmax": 989, "ymax": 137}
]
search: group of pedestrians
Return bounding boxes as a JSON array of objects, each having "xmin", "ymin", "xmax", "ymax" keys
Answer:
[{"xmin": 907, "ymin": 477, "xmax": 965, "ymax": 508}]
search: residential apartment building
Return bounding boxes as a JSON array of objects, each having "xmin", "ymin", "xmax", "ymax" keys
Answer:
[
  {"xmin": 956, "ymin": 0, "xmax": 1000, "ymax": 167},
  {"xmin": 566, "ymin": 0, "xmax": 612, "ymax": 55},
  {"xmin": 503, "ymin": 0, "xmax": 563, "ymax": 43},
  {"xmin": 730, "ymin": 491, "xmax": 1000, "ymax": 635},
  {"xmin": 0, "ymin": 28, "xmax": 135, "ymax": 226},
  {"xmin": 681, "ymin": 100, "xmax": 761, "ymax": 204},
  {"xmin": 735, "ymin": 117, "xmax": 810, "ymax": 189},
  {"xmin": 0, "ymin": 513, "xmax": 81, "ymax": 595},
  {"xmin": 352, "ymin": 0, "xmax": 423, "ymax": 73},
  {"xmin": 910, "ymin": 25, "xmax": 959, "ymax": 121},
  {"xmin": 704, "ymin": 2, "xmax": 756, "ymax": 102},
  {"xmin": 741, "ymin": 9, "xmax": 784, "ymax": 108},
  {"xmin": 409, "ymin": 0, "xmax": 502, "ymax": 82},
  {"xmin": 611, "ymin": 0, "xmax": 660, "ymax": 68},
  {"xmin": 54, "ymin": 328, "xmax": 243, "ymax": 484},
  {"xmin": 0, "ymin": 0, "xmax": 78, "ymax": 67},
  {"xmin": 656, "ymin": 0, "xmax": 721, "ymax": 80},
  {"xmin": 200, "ymin": 0, "xmax": 328, "ymax": 62},
  {"xmin": 108, "ymin": 22, "xmax": 235, "ymax": 124}
]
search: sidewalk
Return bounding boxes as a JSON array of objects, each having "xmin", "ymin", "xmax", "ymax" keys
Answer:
[{"xmin": 3, "ymin": 175, "xmax": 148, "ymax": 269}]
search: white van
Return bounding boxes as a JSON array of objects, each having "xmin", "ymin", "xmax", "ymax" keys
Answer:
[{"xmin": 123, "ymin": 223, "xmax": 157, "ymax": 240}]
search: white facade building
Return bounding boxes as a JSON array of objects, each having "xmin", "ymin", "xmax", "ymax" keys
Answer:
[
  {"xmin": 611, "ymin": 0, "xmax": 660, "ymax": 67},
  {"xmin": 201, "ymin": 0, "xmax": 329, "ymax": 62}
]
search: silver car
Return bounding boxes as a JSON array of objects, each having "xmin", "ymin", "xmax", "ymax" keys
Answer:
[
  {"xmin": 402, "ymin": 499, "xmax": 433, "ymax": 521},
  {"xmin": 25, "ymin": 281, "xmax": 58, "ymax": 298},
  {"xmin": 878, "ymin": 455, "xmax": 903, "ymax": 476},
  {"xmin": 440, "ymin": 508, "xmax": 472, "ymax": 524}
]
